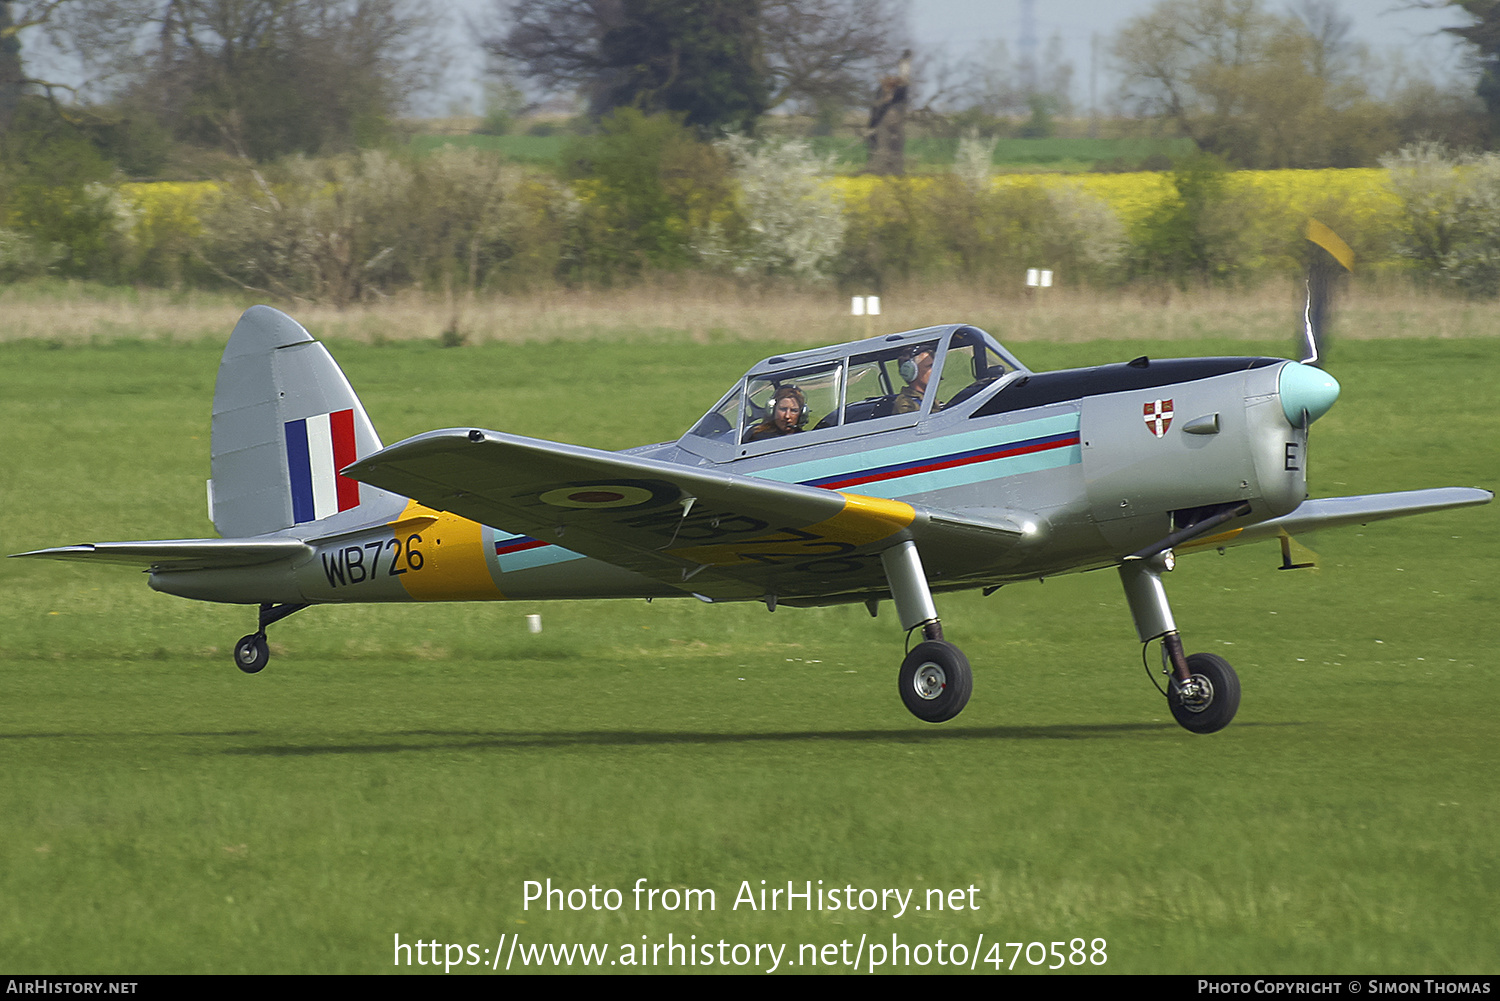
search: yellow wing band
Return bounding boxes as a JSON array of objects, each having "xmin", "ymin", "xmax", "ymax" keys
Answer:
[{"xmin": 665, "ymin": 492, "xmax": 915, "ymax": 568}]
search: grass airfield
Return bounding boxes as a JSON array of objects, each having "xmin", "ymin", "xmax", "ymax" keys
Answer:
[{"xmin": 1, "ymin": 304, "xmax": 1496, "ymax": 974}]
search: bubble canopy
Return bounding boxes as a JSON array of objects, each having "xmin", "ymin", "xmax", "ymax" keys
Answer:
[{"xmin": 679, "ymin": 325, "xmax": 1027, "ymax": 462}]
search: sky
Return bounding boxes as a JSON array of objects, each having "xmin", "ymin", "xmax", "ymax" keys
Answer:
[
  {"xmin": 906, "ymin": 0, "xmax": 1471, "ymax": 106},
  {"xmin": 15, "ymin": 0, "xmax": 1482, "ymax": 116},
  {"xmin": 909, "ymin": 0, "xmax": 1467, "ymax": 68},
  {"xmin": 437, "ymin": 0, "xmax": 1478, "ymax": 115}
]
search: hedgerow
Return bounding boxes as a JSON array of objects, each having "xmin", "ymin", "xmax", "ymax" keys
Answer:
[{"xmin": 5, "ymin": 137, "xmax": 1486, "ymax": 300}]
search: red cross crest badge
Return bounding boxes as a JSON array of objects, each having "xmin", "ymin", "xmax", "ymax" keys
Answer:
[{"xmin": 1143, "ymin": 398, "xmax": 1174, "ymax": 438}]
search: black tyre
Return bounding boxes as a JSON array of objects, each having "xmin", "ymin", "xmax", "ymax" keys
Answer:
[
  {"xmin": 1167, "ymin": 652, "xmax": 1240, "ymax": 734},
  {"xmin": 233, "ymin": 633, "xmax": 270, "ymax": 675},
  {"xmin": 898, "ymin": 641, "xmax": 973, "ymax": 723}
]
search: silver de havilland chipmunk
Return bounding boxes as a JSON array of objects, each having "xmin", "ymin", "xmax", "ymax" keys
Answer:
[{"xmin": 15, "ymin": 224, "xmax": 1491, "ymax": 733}]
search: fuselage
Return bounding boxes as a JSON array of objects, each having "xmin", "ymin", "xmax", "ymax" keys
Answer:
[{"xmin": 151, "ymin": 324, "xmax": 1336, "ymax": 610}]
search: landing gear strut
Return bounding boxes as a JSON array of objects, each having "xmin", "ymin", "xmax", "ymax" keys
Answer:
[
  {"xmin": 1120, "ymin": 554, "xmax": 1240, "ymax": 734},
  {"xmin": 882, "ymin": 541, "xmax": 972, "ymax": 723},
  {"xmin": 232, "ymin": 602, "xmax": 308, "ymax": 675}
]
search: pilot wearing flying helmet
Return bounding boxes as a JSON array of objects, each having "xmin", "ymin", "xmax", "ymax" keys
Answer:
[{"xmin": 747, "ymin": 385, "xmax": 807, "ymax": 440}]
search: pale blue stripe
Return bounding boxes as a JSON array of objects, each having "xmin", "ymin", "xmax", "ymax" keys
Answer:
[{"xmin": 753, "ymin": 412, "xmax": 1082, "ymax": 488}]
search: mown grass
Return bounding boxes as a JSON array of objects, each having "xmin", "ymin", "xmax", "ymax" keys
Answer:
[{"xmin": 0, "ymin": 305, "xmax": 1495, "ymax": 974}]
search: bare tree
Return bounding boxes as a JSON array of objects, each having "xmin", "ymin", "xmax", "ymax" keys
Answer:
[
  {"xmin": 1291, "ymin": 0, "xmax": 1357, "ymax": 81},
  {"xmin": 484, "ymin": 0, "xmax": 625, "ymax": 110},
  {"xmin": 43, "ymin": 0, "xmax": 443, "ymax": 159},
  {"xmin": 0, "ymin": 1, "xmax": 24, "ymax": 133},
  {"xmin": 1112, "ymin": 0, "xmax": 1393, "ymax": 167},
  {"xmin": 954, "ymin": 31, "xmax": 1074, "ymax": 123},
  {"xmin": 1, "ymin": 0, "xmax": 78, "ymax": 133},
  {"xmin": 759, "ymin": 0, "xmax": 908, "ymax": 112},
  {"xmin": 1114, "ymin": 0, "xmax": 1281, "ymax": 139}
]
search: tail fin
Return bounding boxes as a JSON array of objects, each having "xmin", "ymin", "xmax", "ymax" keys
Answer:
[{"xmin": 209, "ymin": 306, "xmax": 406, "ymax": 538}]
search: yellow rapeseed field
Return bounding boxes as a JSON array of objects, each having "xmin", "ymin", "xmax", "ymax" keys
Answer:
[
  {"xmin": 832, "ymin": 168, "xmax": 1404, "ymax": 275},
  {"xmin": 833, "ymin": 169, "xmax": 1397, "ymax": 233},
  {"xmin": 116, "ymin": 169, "xmax": 1406, "ymax": 276},
  {"xmin": 119, "ymin": 181, "xmax": 217, "ymax": 242}
]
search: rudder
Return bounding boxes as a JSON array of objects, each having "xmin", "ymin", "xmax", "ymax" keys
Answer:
[{"xmin": 209, "ymin": 306, "xmax": 405, "ymax": 537}]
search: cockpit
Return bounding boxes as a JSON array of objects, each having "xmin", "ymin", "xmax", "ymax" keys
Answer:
[{"xmin": 679, "ymin": 325, "xmax": 1027, "ymax": 462}]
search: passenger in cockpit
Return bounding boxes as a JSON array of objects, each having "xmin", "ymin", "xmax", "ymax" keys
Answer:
[{"xmin": 893, "ymin": 345, "xmax": 936, "ymax": 414}]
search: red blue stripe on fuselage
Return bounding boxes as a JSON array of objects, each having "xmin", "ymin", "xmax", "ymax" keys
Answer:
[{"xmin": 801, "ymin": 430, "xmax": 1080, "ymax": 490}]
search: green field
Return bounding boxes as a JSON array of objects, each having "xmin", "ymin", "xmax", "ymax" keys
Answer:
[
  {"xmin": 411, "ymin": 131, "xmax": 1194, "ymax": 173},
  {"xmin": 1, "ymin": 314, "xmax": 1495, "ymax": 974},
  {"xmin": 807, "ymin": 135, "xmax": 1196, "ymax": 173}
]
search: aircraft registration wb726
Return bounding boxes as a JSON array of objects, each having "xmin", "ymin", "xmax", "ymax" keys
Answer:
[{"xmin": 14, "ymin": 234, "xmax": 1491, "ymax": 733}]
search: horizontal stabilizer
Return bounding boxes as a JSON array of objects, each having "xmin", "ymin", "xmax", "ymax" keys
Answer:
[
  {"xmin": 1182, "ymin": 487, "xmax": 1492, "ymax": 552},
  {"xmin": 11, "ymin": 538, "xmax": 313, "ymax": 571}
]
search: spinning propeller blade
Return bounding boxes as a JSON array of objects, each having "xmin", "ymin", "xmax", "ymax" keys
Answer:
[
  {"xmin": 1301, "ymin": 219, "xmax": 1353, "ymax": 369},
  {"xmin": 1282, "ymin": 219, "xmax": 1354, "ymax": 569}
]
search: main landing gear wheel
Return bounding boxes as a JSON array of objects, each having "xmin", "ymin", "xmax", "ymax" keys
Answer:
[
  {"xmin": 1168, "ymin": 652, "xmax": 1240, "ymax": 734},
  {"xmin": 898, "ymin": 641, "xmax": 973, "ymax": 723},
  {"xmin": 233, "ymin": 633, "xmax": 270, "ymax": 674}
]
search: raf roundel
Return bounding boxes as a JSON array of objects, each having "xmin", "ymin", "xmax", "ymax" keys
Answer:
[
  {"xmin": 538, "ymin": 484, "xmax": 660, "ymax": 509},
  {"xmin": 1143, "ymin": 398, "xmax": 1174, "ymax": 438}
]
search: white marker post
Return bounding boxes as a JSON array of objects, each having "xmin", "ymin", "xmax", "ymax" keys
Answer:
[
  {"xmin": 1025, "ymin": 268, "xmax": 1053, "ymax": 300},
  {"xmin": 851, "ymin": 295, "xmax": 881, "ymax": 337},
  {"xmin": 526, "ymin": 614, "xmax": 542, "ymax": 634}
]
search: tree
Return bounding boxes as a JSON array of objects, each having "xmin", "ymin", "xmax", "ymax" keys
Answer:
[
  {"xmin": 1427, "ymin": 1, "xmax": 1500, "ymax": 139},
  {"xmin": 952, "ymin": 32, "xmax": 1074, "ymax": 133},
  {"xmin": 44, "ymin": 0, "xmax": 441, "ymax": 160},
  {"xmin": 1112, "ymin": 0, "xmax": 1394, "ymax": 167},
  {"xmin": 757, "ymin": 0, "xmax": 906, "ymax": 114},
  {"xmin": 1291, "ymin": 0, "xmax": 1356, "ymax": 81},
  {"xmin": 1, "ymin": 2, "xmax": 22, "ymax": 135},
  {"xmin": 1, "ymin": 0, "xmax": 78, "ymax": 135},
  {"xmin": 560, "ymin": 107, "xmax": 735, "ymax": 274},
  {"xmin": 592, "ymin": 0, "xmax": 766, "ymax": 133},
  {"xmin": 485, "ymin": 0, "xmax": 906, "ymax": 127}
]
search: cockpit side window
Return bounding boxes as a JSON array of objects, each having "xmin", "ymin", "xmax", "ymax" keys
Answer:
[
  {"xmin": 844, "ymin": 340, "xmax": 940, "ymax": 423},
  {"xmin": 937, "ymin": 330, "xmax": 1014, "ymax": 409},
  {"xmin": 687, "ymin": 383, "xmax": 744, "ymax": 443}
]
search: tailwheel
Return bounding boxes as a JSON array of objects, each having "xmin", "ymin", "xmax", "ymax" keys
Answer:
[
  {"xmin": 230, "ymin": 603, "xmax": 307, "ymax": 675},
  {"xmin": 898, "ymin": 641, "xmax": 972, "ymax": 723},
  {"xmin": 233, "ymin": 633, "xmax": 270, "ymax": 674},
  {"xmin": 1167, "ymin": 652, "xmax": 1240, "ymax": 734}
]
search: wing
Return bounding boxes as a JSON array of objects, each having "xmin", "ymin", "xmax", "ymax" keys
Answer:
[
  {"xmin": 1180, "ymin": 487, "xmax": 1493, "ymax": 553},
  {"xmin": 11, "ymin": 539, "xmax": 313, "ymax": 571},
  {"xmin": 345, "ymin": 428, "xmax": 1045, "ymax": 602}
]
